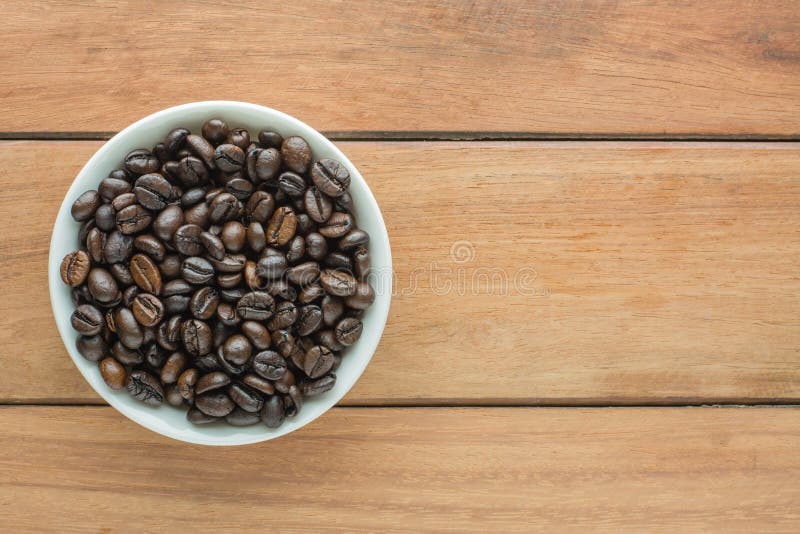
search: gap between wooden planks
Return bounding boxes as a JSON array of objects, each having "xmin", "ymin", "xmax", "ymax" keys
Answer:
[
  {"xmin": 0, "ymin": 406, "xmax": 798, "ymax": 532},
  {"xmin": 1, "ymin": 1, "xmax": 799, "ymax": 134},
  {"xmin": 0, "ymin": 141, "xmax": 799, "ymax": 405}
]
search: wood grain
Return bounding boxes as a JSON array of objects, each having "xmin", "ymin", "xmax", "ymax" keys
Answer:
[
  {"xmin": 1, "ymin": 141, "xmax": 799, "ymax": 404},
  {"xmin": 1, "ymin": 1, "xmax": 799, "ymax": 135},
  {"xmin": 0, "ymin": 407, "xmax": 799, "ymax": 532}
]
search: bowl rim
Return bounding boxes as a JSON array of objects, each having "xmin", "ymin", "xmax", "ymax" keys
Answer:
[{"xmin": 48, "ymin": 101, "xmax": 392, "ymax": 445}]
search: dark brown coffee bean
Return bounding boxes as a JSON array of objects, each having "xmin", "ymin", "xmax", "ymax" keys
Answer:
[
  {"xmin": 265, "ymin": 279, "xmax": 297, "ymax": 301},
  {"xmin": 164, "ymin": 385, "xmax": 183, "ymax": 407},
  {"xmin": 201, "ymin": 119, "xmax": 229, "ymax": 145},
  {"xmin": 196, "ymin": 391, "xmax": 235, "ymax": 417},
  {"xmin": 133, "ymin": 234, "xmax": 165, "ymax": 262},
  {"xmin": 130, "ymin": 253, "xmax": 162, "ymax": 295},
  {"xmin": 239, "ymin": 321, "xmax": 270, "ymax": 351},
  {"xmin": 99, "ymin": 357, "xmax": 127, "ymax": 390},
  {"xmin": 245, "ymin": 191, "xmax": 275, "ymax": 224},
  {"xmin": 122, "ymin": 284, "xmax": 139, "ymax": 307},
  {"xmin": 258, "ymin": 130, "xmax": 283, "ymax": 148},
  {"xmin": 240, "ymin": 374, "xmax": 273, "ymax": 396},
  {"xmin": 316, "ymin": 329, "xmax": 345, "ymax": 351},
  {"xmin": 336, "ymin": 317, "xmax": 363, "ymax": 346},
  {"xmin": 111, "ymin": 340, "xmax": 142, "ymax": 365},
  {"xmin": 181, "ymin": 318, "xmax": 213, "ymax": 356},
  {"xmin": 227, "ymin": 382, "xmax": 263, "ymax": 413},
  {"xmin": 77, "ymin": 215, "xmax": 95, "ymax": 243},
  {"xmin": 339, "ymin": 229, "xmax": 370, "ymax": 251},
  {"xmin": 174, "ymin": 224, "xmax": 204, "ymax": 256},
  {"xmin": 296, "ymin": 305, "xmax": 323, "ymax": 336},
  {"xmin": 160, "ymin": 352, "xmax": 187, "ymax": 384},
  {"xmin": 294, "ymin": 213, "xmax": 315, "ymax": 236},
  {"xmin": 281, "ymin": 136, "xmax": 311, "ymax": 174},
  {"xmin": 245, "ymin": 222, "xmax": 267, "ymax": 253},
  {"xmin": 319, "ymin": 269, "xmax": 356, "ymax": 297},
  {"xmin": 319, "ymin": 212, "xmax": 353, "ymax": 238},
  {"xmin": 221, "ymin": 334, "xmax": 252, "ymax": 366},
  {"xmin": 266, "ymin": 206, "xmax": 297, "ymax": 246},
  {"xmin": 87, "ymin": 268, "xmax": 119, "ymax": 303},
  {"xmin": 165, "ymin": 127, "xmax": 190, "ymax": 154},
  {"xmin": 273, "ymin": 368, "xmax": 295, "ymax": 394},
  {"xmin": 288, "ymin": 385, "xmax": 303, "ymax": 417},
  {"xmin": 235, "ymin": 291, "xmax": 275, "ymax": 321},
  {"xmin": 116, "ymin": 204, "xmax": 152, "ymax": 234},
  {"xmin": 71, "ymin": 304, "xmax": 103, "ymax": 335},
  {"xmin": 126, "ymin": 369, "xmax": 164, "ymax": 405},
  {"xmin": 132, "ymin": 293, "xmax": 164, "ymax": 327},
  {"xmin": 209, "ymin": 192, "xmax": 240, "ymax": 224},
  {"xmin": 260, "ymin": 395, "xmax": 285, "ymax": 428},
  {"xmin": 163, "ymin": 295, "xmax": 189, "ymax": 314},
  {"xmin": 242, "ymin": 260, "xmax": 266, "ymax": 291},
  {"xmin": 302, "ymin": 374, "xmax": 336, "ymax": 397},
  {"xmin": 86, "ymin": 227, "xmax": 106, "ymax": 263},
  {"xmin": 134, "ymin": 173, "xmax": 173, "ymax": 210},
  {"xmin": 176, "ymin": 156, "xmax": 208, "ymax": 187},
  {"xmin": 156, "ymin": 315, "xmax": 182, "ymax": 351},
  {"xmin": 124, "ymin": 149, "xmax": 160, "ymax": 176},
  {"xmin": 225, "ymin": 127, "xmax": 250, "ymax": 149},
  {"xmin": 181, "ymin": 256, "xmax": 215, "ymax": 284},
  {"xmin": 345, "ymin": 282, "xmax": 375, "ymax": 310},
  {"xmin": 60, "ymin": 250, "xmax": 91, "ymax": 287},
  {"xmin": 208, "ymin": 253, "xmax": 246, "ymax": 274},
  {"xmin": 311, "ymin": 158, "xmax": 350, "ymax": 197},
  {"xmin": 299, "ymin": 233, "xmax": 324, "ymax": 262},
  {"xmin": 326, "ymin": 253, "xmax": 354, "ymax": 273},
  {"xmin": 353, "ymin": 246, "xmax": 371, "ymax": 280},
  {"xmin": 186, "ymin": 134, "xmax": 216, "ymax": 169},
  {"xmin": 213, "ymin": 143, "xmax": 244, "ymax": 172},
  {"xmin": 220, "ymin": 221, "xmax": 246, "ymax": 252},
  {"xmin": 320, "ymin": 295, "xmax": 344, "ymax": 326},
  {"xmin": 187, "ymin": 407, "xmax": 219, "ymax": 424},
  {"xmin": 94, "ymin": 204, "xmax": 117, "ymax": 232},
  {"xmin": 186, "ymin": 286, "xmax": 218, "ymax": 320},
  {"xmin": 216, "ymin": 302, "xmax": 241, "ymax": 326},
  {"xmin": 298, "ymin": 284, "xmax": 325, "ymax": 305},
  {"xmin": 113, "ymin": 307, "xmax": 143, "ymax": 349},
  {"xmin": 271, "ymin": 330, "xmax": 295, "ymax": 358},
  {"xmin": 162, "ymin": 160, "xmax": 180, "ymax": 180},
  {"xmin": 217, "ymin": 272, "xmax": 243, "ymax": 289},
  {"xmin": 153, "ymin": 204, "xmax": 184, "ymax": 242},
  {"xmin": 111, "ymin": 192, "xmax": 136, "ymax": 212},
  {"xmin": 144, "ymin": 343, "xmax": 165, "ymax": 369},
  {"xmin": 251, "ymin": 350, "xmax": 285, "ymax": 380},
  {"xmin": 101, "ymin": 230, "xmax": 131, "ymax": 264},
  {"xmin": 255, "ymin": 147, "xmax": 281, "ymax": 181},
  {"xmin": 181, "ymin": 187, "xmax": 206, "ymax": 207},
  {"xmin": 278, "ymin": 171, "xmax": 307, "ymax": 197},
  {"xmin": 178, "ymin": 368, "xmax": 199, "ymax": 401},
  {"xmin": 286, "ymin": 261, "xmax": 320, "ymax": 286},
  {"xmin": 256, "ymin": 253, "xmax": 287, "ymax": 280},
  {"xmin": 303, "ymin": 345, "xmax": 334, "ymax": 378},
  {"xmin": 245, "ymin": 147, "xmax": 262, "ymax": 181},
  {"xmin": 196, "ymin": 371, "xmax": 231, "ymax": 394},
  {"xmin": 304, "ymin": 187, "xmax": 333, "ymax": 223},
  {"xmin": 286, "ymin": 236, "xmax": 305, "ymax": 264},
  {"xmin": 76, "ymin": 334, "xmax": 108, "ymax": 362},
  {"xmin": 226, "ymin": 177, "xmax": 253, "ymax": 200},
  {"xmin": 183, "ymin": 201, "xmax": 210, "ymax": 228},
  {"xmin": 99, "ymin": 177, "xmax": 132, "ymax": 202},
  {"xmin": 263, "ymin": 302, "xmax": 294, "ymax": 331},
  {"xmin": 159, "ymin": 253, "xmax": 182, "ymax": 280},
  {"xmin": 225, "ymin": 407, "xmax": 261, "ymax": 426}
]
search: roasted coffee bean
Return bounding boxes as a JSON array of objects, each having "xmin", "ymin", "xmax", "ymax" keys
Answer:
[
  {"xmin": 86, "ymin": 227, "xmax": 106, "ymax": 263},
  {"xmin": 286, "ymin": 261, "xmax": 320, "ymax": 286},
  {"xmin": 216, "ymin": 346, "xmax": 246, "ymax": 375},
  {"xmin": 266, "ymin": 301, "xmax": 297, "ymax": 330},
  {"xmin": 335, "ymin": 191, "xmax": 354, "ymax": 213},
  {"xmin": 240, "ymin": 374, "xmax": 273, "ymax": 396},
  {"xmin": 266, "ymin": 206, "xmax": 297, "ymax": 246},
  {"xmin": 130, "ymin": 253, "xmax": 163, "ymax": 295},
  {"xmin": 144, "ymin": 343, "xmax": 166, "ymax": 369},
  {"xmin": 245, "ymin": 147, "xmax": 262, "ymax": 181},
  {"xmin": 190, "ymin": 286, "xmax": 220, "ymax": 320},
  {"xmin": 220, "ymin": 221, "xmax": 246, "ymax": 252},
  {"xmin": 134, "ymin": 173, "xmax": 173, "ymax": 210},
  {"xmin": 216, "ymin": 302, "xmax": 241, "ymax": 326},
  {"xmin": 78, "ymin": 221, "xmax": 96, "ymax": 249},
  {"xmin": 102, "ymin": 230, "xmax": 132, "ymax": 264},
  {"xmin": 163, "ymin": 279, "xmax": 191, "ymax": 296},
  {"xmin": 165, "ymin": 385, "xmax": 185, "ymax": 407},
  {"xmin": 252, "ymin": 350, "xmax": 286, "ymax": 380},
  {"xmin": 345, "ymin": 282, "xmax": 375, "ymax": 310},
  {"xmin": 217, "ymin": 272, "xmax": 243, "ymax": 289},
  {"xmin": 159, "ymin": 253, "xmax": 182, "ymax": 279},
  {"xmin": 255, "ymin": 147, "xmax": 281, "ymax": 182},
  {"xmin": 277, "ymin": 171, "xmax": 307, "ymax": 197},
  {"xmin": 214, "ymin": 143, "xmax": 244, "ymax": 172},
  {"xmin": 99, "ymin": 177, "xmax": 132, "ymax": 202},
  {"xmin": 261, "ymin": 395, "xmax": 285, "ymax": 428},
  {"xmin": 319, "ymin": 212, "xmax": 353, "ymax": 238},
  {"xmin": 227, "ymin": 382, "xmax": 263, "ymax": 413},
  {"xmin": 319, "ymin": 269, "xmax": 356, "ymax": 297},
  {"xmin": 256, "ymin": 253, "xmax": 287, "ymax": 279},
  {"xmin": 258, "ymin": 130, "xmax": 283, "ymax": 148},
  {"xmin": 76, "ymin": 334, "xmax": 108, "ymax": 362},
  {"xmin": 124, "ymin": 149, "xmax": 160, "ymax": 176},
  {"xmin": 184, "ymin": 201, "xmax": 210, "ymax": 228},
  {"xmin": 295, "ymin": 213, "xmax": 316, "ymax": 235},
  {"xmin": 156, "ymin": 315, "xmax": 182, "ymax": 351},
  {"xmin": 122, "ymin": 285, "xmax": 139, "ymax": 307},
  {"xmin": 245, "ymin": 191, "xmax": 275, "ymax": 224},
  {"xmin": 222, "ymin": 334, "xmax": 252, "ymax": 366},
  {"xmin": 302, "ymin": 374, "xmax": 336, "ymax": 397},
  {"xmin": 181, "ymin": 319, "xmax": 213, "ymax": 356},
  {"xmin": 99, "ymin": 357, "xmax": 127, "ymax": 390},
  {"xmin": 245, "ymin": 221, "xmax": 267, "ymax": 253},
  {"xmin": 132, "ymin": 293, "xmax": 164, "ymax": 327},
  {"xmin": 114, "ymin": 307, "xmax": 144, "ymax": 349},
  {"xmin": 176, "ymin": 156, "xmax": 208, "ymax": 187},
  {"xmin": 164, "ymin": 295, "xmax": 190, "ymax": 314},
  {"xmin": 354, "ymin": 246, "xmax": 371, "ymax": 280},
  {"xmin": 201, "ymin": 119, "xmax": 229, "ymax": 145},
  {"xmin": 226, "ymin": 407, "xmax": 261, "ymax": 426},
  {"xmin": 305, "ymin": 232, "xmax": 328, "ymax": 261},
  {"xmin": 71, "ymin": 190, "xmax": 101, "ymax": 221},
  {"xmin": 339, "ymin": 229, "xmax": 370, "ymax": 251},
  {"xmin": 298, "ymin": 284, "xmax": 325, "ymax": 305},
  {"xmin": 311, "ymin": 158, "xmax": 350, "ymax": 197},
  {"xmin": 153, "ymin": 204, "xmax": 184, "ymax": 242},
  {"xmin": 326, "ymin": 252, "xmax": 354, "ymax": 272},
  {"xmin": 154, "ymin": 349, "xmax": 182, "ymax": 382},
  {"xmin": 304, "ymin": 187, "xmax": 333, "ymax": 223},
  {"xmin": 296, "ymin": 305, "xmax": 323, "ymax": 336},
  {"xmin": 226, "ymin": 127, "xmax": 250, "ymax": 150},
  {"xmin": 271, "ymin": 330, "xmax": 295, "ymax": 358},
  {"xmin": 162, "ymin": 160, "xmax": 180, "ymax": 180},
  {"xmin": 244, "ymin": 260, "xmax": 267, "ymax": 291},
  {"xmin": 187, "ymin": 407, "xmax": 218, "ymax": 424},
  {"xmin": 174, "ymin": 224, "xmax": 204, "ymax": 256},
  {"xmin": 181, "ymin": 187, "xmax": 206, "ymax": 207},
  {"xmin": 316, "ymin": 329, "xmax": 345, "ymax": 351},
  {"xmin": 116, "ymin": 204, "xmax": 152, "ymax": 234},
  {"xmin": 71, "ymin": 285, "xmax": 92, "ymax": 307},
  {"xmin": 264, "ymin": 279, "xmax": 296, "ymax": 301},
  {"xmin": 181, "ymin": 256, "xmax": 215, "ymax": 284},
  {"xmin": 61, "ymin": 250, "xmax": 91, "ymax": 287},
  {"xmin": 241, "ymin": 321, "xmax": 271, "ymax": 350},
  {"xmin": 208, "ymin": 253, "xmax": 246, "ymax": 273},
  {"xmin": 133, "ymin": 234, "xmax": 165, "ymax": 262},
  {"xmin": 116, "ymin": 344, "xmax": 144, "ymax": 368},
  {"xmin": 219, "ymin": 286, "xmax": 245, "ymax": 303},
  {"xmin": 226, "ymin": 177, "xmax": 253, "ymax": 200},
  {"xmin": 321, "ymin": 295, "xmax": 344, "ymax": 326},
  {"xmin": 111, "ymin": 192, "xmax": 136, "ymax": 212},
  {"xmin": 186, "ymin": 134, "xmax": 216, "ymax": 169},
  {"xmin": 209, "ymin": 192, "xmax": 240, "ymax": 224},
  {"xmin": 304, "ymin": 345, "xmax": 334, "ymax": 379},
  {"xmin": 235, "ymin": 291, "xmax": 275, "ymax": 320},
  {"xmin": 95, "ymin": 203, "xmax": 117, "ymax": 232},
  {"xmin": 286, "ymin": 236, "xmax": 305, "ymax": 264},
  {"xmin": 288, "ymin": 385, "xmax": 303, "ymax": 417},
  {"xmin": 126, "ymin": 369, "xmax": 164, "ymax": 405},
  {"xmin": 281, "ymin": 136, "xmax": 311, "ymax": 174},
  {"xmin": 178, "ymin": 368, "xmax": 199, "ymax": 401},
  {"xmin": 152, "ymin": 142, "xmax": 169, "ymax": 164},
  {"xmin": 165, "ymin": 127, "xmax": 190, "ymax": 154},
  {"xmin": 195, "ymin": 353, "xmax": 222, "ymax": 373},
  {"xmin": 71, "ymin": 304, "xmax": 104, "ymax": 336},
  {"xmin": 196, "ymin": 391, "xmax": 235, "ymax": 417},
  {"xmin": 273, "ymin": 369, "xmax": 295, "ymax": 394},
  {"xmin": 336, "ymin": 317, "xmax": 363, "ymax": 346},
  {"xmin": 87, "ymin": 268, "xmax": 119, "ymax": 303}
]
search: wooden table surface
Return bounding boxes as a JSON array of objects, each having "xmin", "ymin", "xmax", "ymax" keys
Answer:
[{"xmin": 1, "ymin": 1, "xmax": 799, "ymax": 531}]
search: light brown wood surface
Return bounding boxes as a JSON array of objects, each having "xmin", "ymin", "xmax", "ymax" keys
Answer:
[
  {"xmin": 0, "ymin": 406, "xmax": 798, "ymax": 532},
  {"xmin": 2, "ymin": 141, "xmax": 798, "ymax": 404},
  {"xmin": 2, "ymin": 1, "xmax": 799, "ymax": 135}
]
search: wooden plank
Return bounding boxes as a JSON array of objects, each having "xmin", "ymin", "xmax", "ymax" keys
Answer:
[
  {"xmin": 0, "ymin": 407, "xmax": 798, "ymax": 531},
  {"xmin": 1, "ymin": 141, "xmax": 799, "ymax": 404},
  {"xmin": 1, "ymin": 1, "xmax": 799, "ymax": 135}
]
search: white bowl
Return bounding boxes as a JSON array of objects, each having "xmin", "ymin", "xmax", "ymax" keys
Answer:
[{"xmin": 48, "ymin": 101, "xmax": 391, "ymax": 445}]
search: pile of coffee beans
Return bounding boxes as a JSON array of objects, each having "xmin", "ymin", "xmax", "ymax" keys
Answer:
[{"xmin": 60, "ymin": 119, "xmax": 374, "ymax": 428}]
